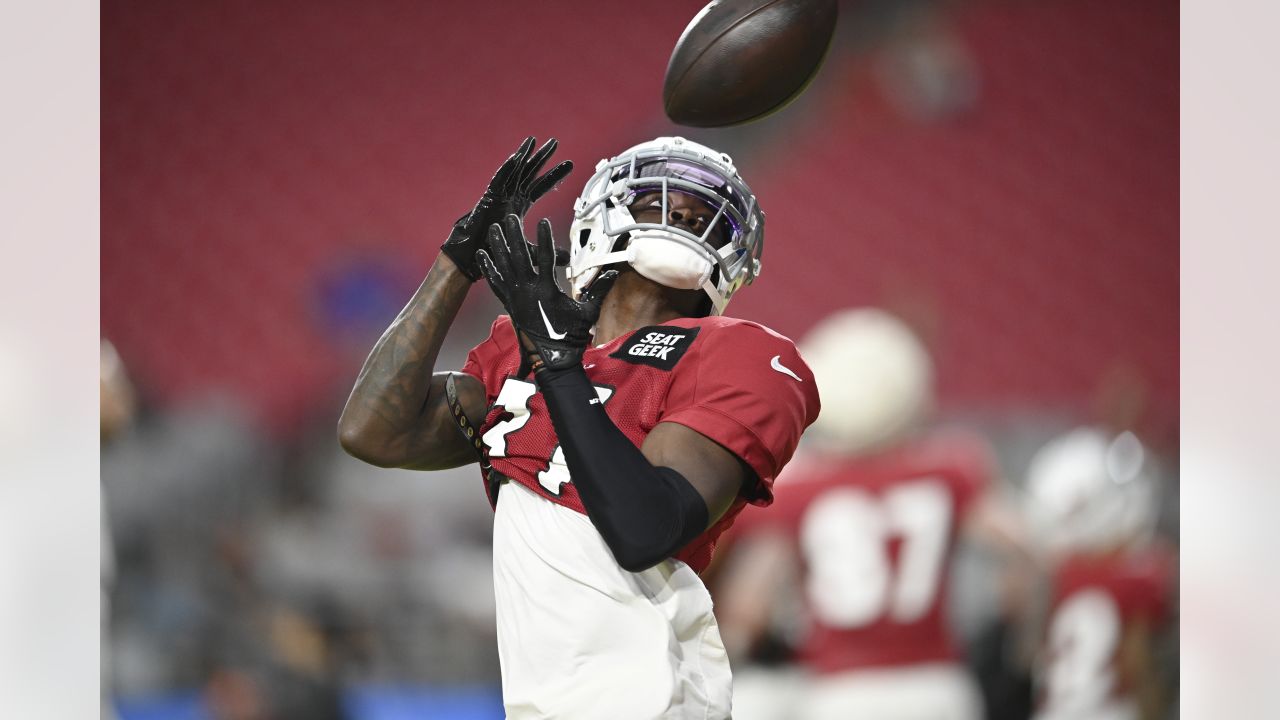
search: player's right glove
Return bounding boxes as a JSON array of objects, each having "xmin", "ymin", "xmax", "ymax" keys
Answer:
[
  {"xmin": 476, "ymin": 214, "xmax": 618, "ymax": 377},
  {"xmin": 440, "ymin": 137, "xmax": 573, "ymax": 282}
]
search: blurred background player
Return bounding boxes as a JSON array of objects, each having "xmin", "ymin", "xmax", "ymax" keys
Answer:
[
  {"xmin": 716, "ymin": 307, "xmax": 1030, "ymax": 720},
  {"xmin": 1022, "ymin": 428, "xmax": 1175, "ymax": 720}
]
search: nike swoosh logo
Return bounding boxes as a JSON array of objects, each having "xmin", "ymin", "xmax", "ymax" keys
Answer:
[
  {"xmin": 770, "ymin": 355, "xmax": 802, "ymax": 382},
  {"xmin": 538, "ymin": 301, "xmax": 567, "ymax": 340}
]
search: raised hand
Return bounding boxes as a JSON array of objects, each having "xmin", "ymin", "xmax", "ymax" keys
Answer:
[
  {"xmin": 476, "ymin": 215, "xmax": 618, "ymax": 376},
  {"xmin": 441, "ymin": 137, "xmax": 573, "ymax": 281}
]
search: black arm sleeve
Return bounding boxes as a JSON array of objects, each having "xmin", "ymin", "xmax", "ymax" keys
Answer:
[{"xmin": 535, "ymin": 365, "xmax": 710, "ymax": 572}]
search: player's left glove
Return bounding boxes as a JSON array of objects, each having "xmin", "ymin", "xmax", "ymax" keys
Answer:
[
  {"xmin": 441, "ymin": 137, "xmax": 572, "ymax": 282},
  {"xmin": 476, "ymin": 214, "xmax": 618, "ymax": 377}
]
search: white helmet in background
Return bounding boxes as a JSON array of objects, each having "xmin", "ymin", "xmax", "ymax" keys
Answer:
[
  {"xmin": 1023, "ymin": 427, "xmax": 1158, "ymax": 555},
  {"xmin": 800, "ymin": 308, "xmax": 934, "ymax": 455},
  {"xmin": 567, "ymin": 136, "xmax": 764, "ymax": 315}
]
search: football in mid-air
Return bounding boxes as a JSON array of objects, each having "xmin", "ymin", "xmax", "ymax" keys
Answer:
[{"xmin": 663, "ymin": 0, "xmax": 839, "ymax": 127}]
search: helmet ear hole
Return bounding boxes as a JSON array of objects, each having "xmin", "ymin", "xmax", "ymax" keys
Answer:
[
  {"xmin": 611, "ymin": 232, "xmax": 631, "ymax": 253},
  {"xmin": 577, "ymin": 229, "xmax": 590, "ymax": 248}
]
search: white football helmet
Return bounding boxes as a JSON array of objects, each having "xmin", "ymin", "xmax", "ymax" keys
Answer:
[
  {"xmin": 800, "ymin": 308, "xmax": 934, "ymax": 455},
  {"xmin": 1023, "ymin": 427, "xmax": 1158, "ymax": 555},
  {"xmin": 566, "ymin": 136, "xmax": 764, "ymax": 315}
]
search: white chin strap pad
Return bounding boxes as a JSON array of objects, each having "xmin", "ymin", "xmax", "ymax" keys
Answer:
[
  {"xmin": 625, "ymin": 236, "xmax": 712, "ymax": 291},
  {"xmin": 572, "ymin": 234, "xmax": 729, "ymax": 314}
]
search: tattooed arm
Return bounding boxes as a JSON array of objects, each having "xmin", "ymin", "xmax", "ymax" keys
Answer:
[
  {"xmin": 337, "ymin": 256, "xmax": 487, "ymax": 470},
  {"xmin": 337, "ymin": 136, "xmax": 573, "ymax": 470}
]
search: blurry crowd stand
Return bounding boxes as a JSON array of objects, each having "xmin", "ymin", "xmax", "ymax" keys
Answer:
[{"xmin": 102, "ymin": 374, "xmax": 503, "ymax": 719}]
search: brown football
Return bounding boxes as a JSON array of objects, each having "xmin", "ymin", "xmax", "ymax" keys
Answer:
[{"xmin": 663, "ymin": 0, "xmax": 838, "ymax": 128}]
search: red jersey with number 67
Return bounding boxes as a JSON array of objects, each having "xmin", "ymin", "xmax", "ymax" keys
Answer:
[
  {"xmin": 733, "ymin": 434, "xmax": 994, "ymax": 673},
  {"xmin": 460, "ymin": 314, "xmax": 820, "ymax": 573}
]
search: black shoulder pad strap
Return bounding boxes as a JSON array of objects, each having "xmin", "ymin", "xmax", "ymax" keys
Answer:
[{"xmin": 445, "ymin": 372, "xmax": 502, "ymax": 507}]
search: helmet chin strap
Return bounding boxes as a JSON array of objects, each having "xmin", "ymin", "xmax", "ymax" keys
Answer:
[{"xmin": 701, "ymin": 279, "xmax": 728, "ymax": 315}]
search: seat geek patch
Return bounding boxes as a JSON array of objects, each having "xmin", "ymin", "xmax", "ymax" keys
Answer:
[{"xmin": 610, "ymin": 326, "xmax": 701, "ymax": 370}]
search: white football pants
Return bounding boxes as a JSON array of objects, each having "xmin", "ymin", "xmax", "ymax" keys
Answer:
[
  {"xmin": 799, "ymin": 663, "xmax": 983, "ymax": 720},
  {"xmin": 492, "ymin": 481, "xmax": 732, "ymax": 719}
]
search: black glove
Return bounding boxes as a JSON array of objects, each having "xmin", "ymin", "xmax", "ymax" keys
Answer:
[
  {"xmin": 477, "ymin": 214, "xmax": 619, "ymax": 377},
  {"xmin": 441, "ymin": 137, "xmax": 573, "ymax": 282}
]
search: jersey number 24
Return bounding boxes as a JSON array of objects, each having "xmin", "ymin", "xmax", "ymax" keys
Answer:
[{"xmin": 480, "ymin": 377, "xmax": 613, "ymax": 497}]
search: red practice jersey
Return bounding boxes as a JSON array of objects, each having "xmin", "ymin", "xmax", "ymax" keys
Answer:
[
  {"xmin": 461, "ymin": 314, "xmax": 820, "ymax": 573},
  {"xmin": 735, "ymin": 433, "xmax": 994, "ymax": 673},
  {"xmin": 1035, "ymin": 544, "xmax": 1175, "ymax": 718}
]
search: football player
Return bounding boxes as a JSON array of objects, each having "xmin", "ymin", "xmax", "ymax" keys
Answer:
[
  {"xmin": 337, "ymin": 136, "xmax": 820, "ymax": 718},
  {"xmin": 1024, "ymin": 428, "xmax": 1175, "ymax": 720},
  {"xmin": 715, "ymin": 308, "xmax": 1027, "ymax": 720}
]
